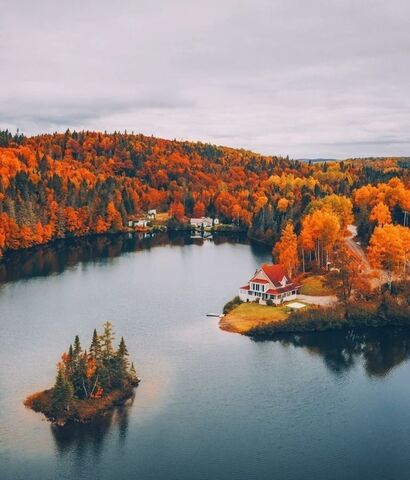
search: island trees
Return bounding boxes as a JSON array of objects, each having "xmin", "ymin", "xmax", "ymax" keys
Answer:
[
  {"xmin": 41, "ymin": 322, "xmax": 139, "ymax": 419},
  {"xmin": 51, "ymin": 364, "xmax": 74, "ymax": 417}
]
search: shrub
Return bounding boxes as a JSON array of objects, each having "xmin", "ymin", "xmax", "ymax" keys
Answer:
[{"xmin": 223, "ymin": 296, "xmax": 242, "ymax": 314}]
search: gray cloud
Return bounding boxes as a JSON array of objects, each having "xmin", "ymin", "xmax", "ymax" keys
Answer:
[{"xmin": 1, "ymin": 0, "xmax": 410, "ymax": 158}]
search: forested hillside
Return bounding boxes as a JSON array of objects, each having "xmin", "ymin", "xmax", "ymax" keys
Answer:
[{"xmin": 0, "ymin": 129, "xmax": 409, "ymax": 255}]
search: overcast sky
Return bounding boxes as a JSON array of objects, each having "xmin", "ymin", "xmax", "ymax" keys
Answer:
[{"xmin": 1, "ymin": 0, "xmax": 410, "ymax": 158}]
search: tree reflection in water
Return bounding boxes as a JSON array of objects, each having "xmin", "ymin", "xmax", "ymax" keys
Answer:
[
  {"xmin": 254, "ymin": 327, "xmax": 410, "ymax": 377},
  {"xmin": 0, "ymin": 231, "xmax": 249, "ymax": 285},
  {"xmin": 51, "ymin": 396, "xmax": 134, "ymax": 458}
]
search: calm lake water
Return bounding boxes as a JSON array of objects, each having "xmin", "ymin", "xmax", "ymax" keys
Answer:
[{"xmin": 1, "ymin": 233, "xmax": 410, "ymax": 480}]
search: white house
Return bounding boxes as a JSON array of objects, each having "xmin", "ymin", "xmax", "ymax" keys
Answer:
[
  {"xmin": 239, "ymin": 263, "xmax": 301, "ymax": 306},
  {"xmin": 136, "ymin": 219, "xmax": 148, "ymax": 228},
  {"xmin": 128, "ymin": 218, "xmax": 148, "ymax": 229},
  {"xmin": 147, "ymin": 209, "xmax": 157, "ymax": 219},
  {"xmin": 190, "ymin": 217, "xmax": 215, "ymax": 229}
]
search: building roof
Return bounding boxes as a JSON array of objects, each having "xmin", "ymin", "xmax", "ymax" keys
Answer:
[
  {"xmin": 241, "ymin": 263, "xmax": 302, "ymax": 295},
  {"xmin": 190, "ymin": 217, "xmax": 213, "ymax": 224},
  {"xmin": 266, "ymin": 284, "xmax": 300, "ymax": 295},
  {"xmin": 260, "ymin": 264, "xmax": 289, "ymax": 285},
  {"xmin": 250, "ymin": 278, "xmax": 269, "ymax": 284}
]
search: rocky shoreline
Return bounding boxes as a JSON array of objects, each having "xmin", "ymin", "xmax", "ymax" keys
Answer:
[{"xmin": 24, "ymin": 380, "xmax": 140, "ymax": 427}]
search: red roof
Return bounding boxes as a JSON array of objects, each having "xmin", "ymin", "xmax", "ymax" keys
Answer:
[
  {"xmin": 249, "ymin": 278, "xmax": 269, "ymax": 284},
  {"xmin": 240, "ymin": 285, "xmax": 250, "ymax": 290},
  {"xmin": 266, "ymin": 284, "xmax": 301, "ymax": 295},
  {"xmin": 260, "ymin": 264, "xmax": 289, "ymax": 284}
]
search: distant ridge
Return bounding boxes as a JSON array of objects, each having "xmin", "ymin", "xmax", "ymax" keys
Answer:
[
  {"xmin": 296, "ymin": 158, "xmax": 339, "ymax": 163},
  {"xmin": 297, "ymin": 157, "xmax": 410, "ymax": 164}
]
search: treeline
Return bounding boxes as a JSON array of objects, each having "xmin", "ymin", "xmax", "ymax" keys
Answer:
[
  {"xmin": 0, "ymin": 129, "xmax": 409, "ymax": 255},
  {"xmin": 248, "ymin": 280, "xmax": 410, "ymax": 336}
]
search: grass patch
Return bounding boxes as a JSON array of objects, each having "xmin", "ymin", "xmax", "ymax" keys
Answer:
[
  {"xmin": 300, "ymin": 275, "xmax": 333, "ymax": 296},
  {"xmin": 220, "ymin": 302, "xmax": 290, "ymax": 334},
  {"xmin": 154, "ymin": 212, "xmax": 170, "ymax": 224}
]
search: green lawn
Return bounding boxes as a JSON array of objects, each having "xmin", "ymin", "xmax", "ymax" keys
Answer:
[
  {"xmin": 300, "ymin": 275, "xmax": 333, "ymax": 296},
  {"xmin": 220, "ymin": 302, "xmax": 290, "ymax": 334}
]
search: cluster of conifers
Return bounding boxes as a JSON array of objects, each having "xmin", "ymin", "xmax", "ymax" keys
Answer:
[{"xmin": 51, "ymin": 322, "xmax": 138, "ymax": 416}]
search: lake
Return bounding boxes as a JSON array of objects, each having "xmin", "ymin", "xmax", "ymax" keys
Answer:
[{"xmin": 1, "ymin": 233, "xmax": 410, "ymax": 480}]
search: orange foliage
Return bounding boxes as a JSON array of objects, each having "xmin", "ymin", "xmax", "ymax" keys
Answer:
[
  {"xmin": 0, "ymin": 130, "xmax": 408, "ymax": 256},
  {"xmin": 274, "ymin": 223, "xmax": 299, "ymax": 277}
]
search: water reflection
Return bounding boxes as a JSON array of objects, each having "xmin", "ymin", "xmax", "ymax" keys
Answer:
[
  {"xmin": 258, "ymin": 327, "xmax": 410, "ymax": 377},
  {"xmin": 51, "ymin": 398, "xmax": 133, "ymax": 458},
  {"xmin": 0, "ymin": 231, "xmax": 251, "ymax": 285}
]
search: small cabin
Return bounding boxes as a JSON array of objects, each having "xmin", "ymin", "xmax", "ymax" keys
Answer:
[
  {"xmin": 190, "ymin": 217, "xmax": 215, "ymax": 229},
  {"xmin": 239, "ymin": 264, "xmax": 301, "ymax": 305},
  {"xmin": 147, "ymin": 209, "xmax": 157, "ymax": 220},
  {"xmin": 128, "ymin": 218, "xmax": 148, "ymax": 230}
]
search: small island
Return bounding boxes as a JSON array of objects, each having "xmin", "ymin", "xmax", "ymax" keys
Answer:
[{"xmin": 25, "ymin": 322, "xmax": 140, "ymax": 426}]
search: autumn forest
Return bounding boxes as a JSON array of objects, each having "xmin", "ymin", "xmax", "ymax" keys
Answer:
[{"xmin": 0, "ymin": 129, "xmax": 409, "ymax": 278}]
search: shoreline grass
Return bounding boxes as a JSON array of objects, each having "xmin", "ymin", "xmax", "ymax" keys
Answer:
[{"xmin": 220, "ymin": 302, "xmax": 291, "ymax": 334}]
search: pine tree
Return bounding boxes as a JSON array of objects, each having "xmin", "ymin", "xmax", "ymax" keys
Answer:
[
  {"xmin": 51, "ymin": 364, "xmax": 73, "ymax": 416},
  {"xmin": 117, "ymin": 337, "xmax": 129, "ymax": 367},
  {"xmin": 73, "ymin": 335, "xmax": 81, "ymax": 359},
  {"xmin": 129, "ymin": 362, "xmax": 138, "ymax": 382},
  {"xmin": 65, "ymin": 344, "xmax": 74, "ymax": 377},
  {"xmin": 89, "ymin": 328, "xmax": 101, "ymax": 361},
  {"xmin": 100, "ymin": 321, "xmax": 114, "ymax": 359},
  {"xmin": 114, "ymin": 337, "xmax": 130, "ymax": 387}
]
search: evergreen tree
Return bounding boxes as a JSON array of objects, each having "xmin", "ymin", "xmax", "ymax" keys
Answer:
[
  {"xmin": 114, "ymin": 337, "xmax": 130, "ymax": 387},
  {"xmin": 129, "ymin": 362, "xmax": 138, "ymax": 381},
  {"xmin": 51, "ymin": 364, "xmax": 73, "ymax": 416},
  {"xmin": 100, "ymin": 321, "xmax": 114, "ymax": 359},
  {"xmin": 66, "ymin": 343, "xmax": 74, "ymax": 377},
  {"xmin": 73, "ymin": 335, "xmax": 81, "ymax": 359},
  {"xmin": 89, "ymin": 328, "xmax": 101, "ymax": 360},
  {"xmin": 117, "ymin": 337, "xmax": 129, "ymax": 368}
]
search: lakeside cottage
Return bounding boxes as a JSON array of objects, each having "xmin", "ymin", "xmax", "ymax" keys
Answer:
[
  {"xmin": 128, "ymin": 218, "xmax": 148, "ymax": 229},
  {"xmin": 190, "ymin": 217, "xmax": 219, "ymax": 229},
  {"xmin": 239, "ymin": 264, "xmax": 301, "ymax": 305},
  {"xmin": 147, "ymin": 209, "xmax": 157, "ymax": 219}
]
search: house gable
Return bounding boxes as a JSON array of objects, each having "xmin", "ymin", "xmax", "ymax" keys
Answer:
[{"xmin": 239, "ymin": 262, "xmax": 302, "ymax": 305}]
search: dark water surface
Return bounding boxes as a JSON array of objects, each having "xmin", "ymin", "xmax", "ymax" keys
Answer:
[{"xmin": 1, "ymin": 233, "xmax": 410, "ymax": 480}]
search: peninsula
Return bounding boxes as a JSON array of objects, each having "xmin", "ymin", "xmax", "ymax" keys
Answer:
[{"xmin": 220, "ymin": 196, "xmax": 410, "ymax": 337}]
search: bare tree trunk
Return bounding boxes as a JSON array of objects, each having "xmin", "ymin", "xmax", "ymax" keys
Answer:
[
  {"xmin": 82, "ymin": 377, "xmax": 89, "ymax": 398},
  {"xmin": 90, "ymin": 375, "xmax": 99, "ymax": 397}
]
